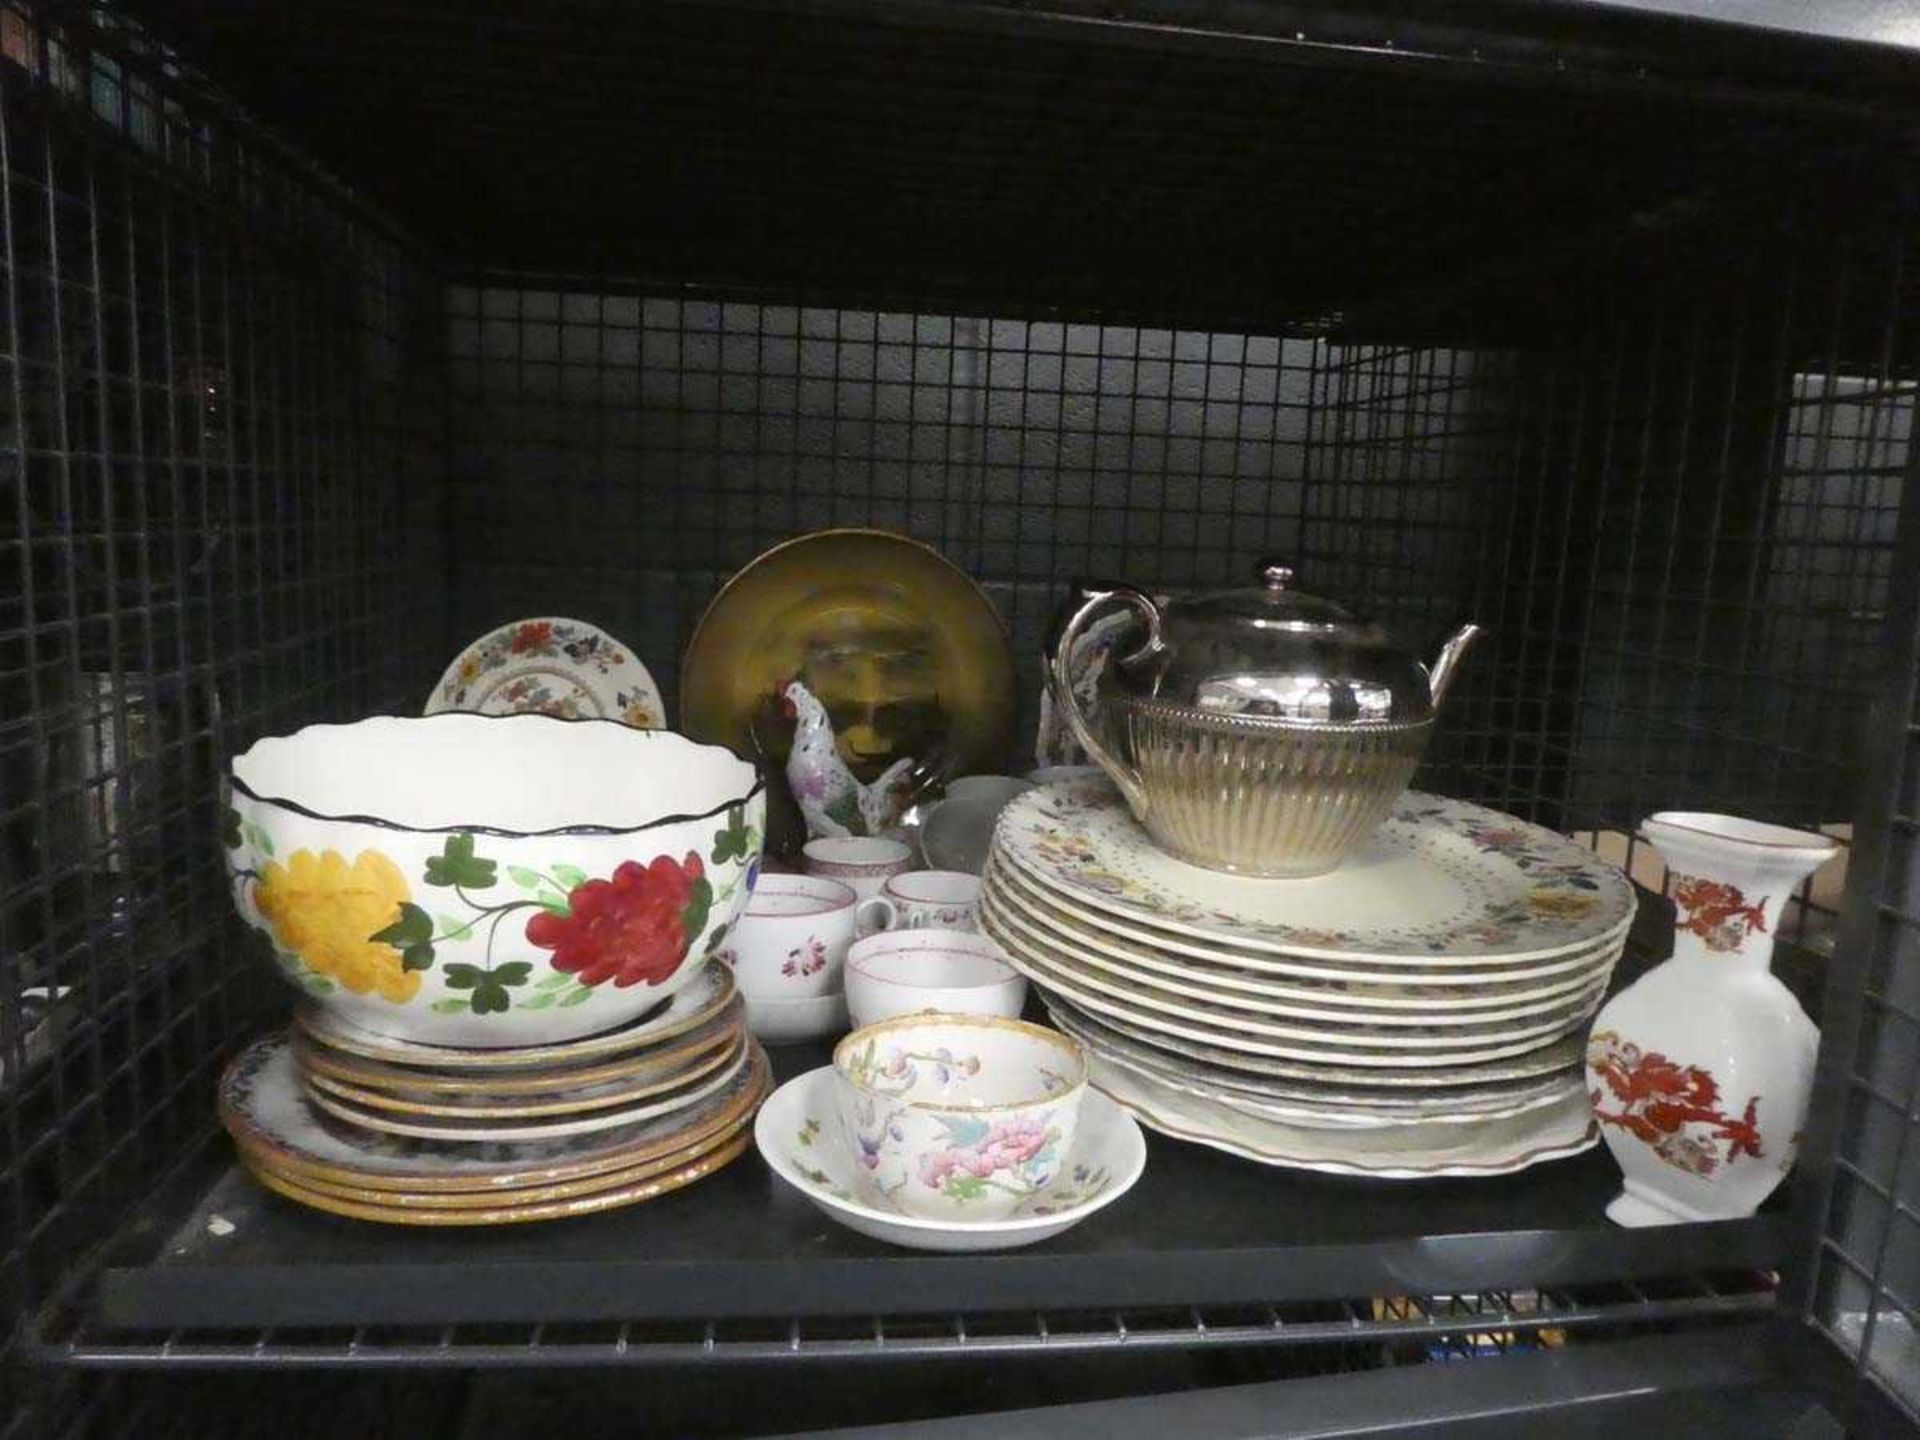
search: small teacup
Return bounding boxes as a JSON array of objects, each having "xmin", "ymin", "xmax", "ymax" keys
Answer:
[
  {"xmin": 832, "ymin": 1014, "xmax": 1086, "ymax": 1221},
  {"xmin": 845, "ymin": 929, "xmax": 1028, "ymax": 1029},
  {"xmin": 721, "ymin": 874, "xmax": 858, "ymax": 999},
  {"xmin": 856, "ymin": 870, "xmax": 982, "ymax": 935},
  {"xmin": 943, "ymin": 774, "xmax": 1033, "ymax": 808},
  {"xmin": 801, "ymin": 836, "xmax": 914, "ymax": 901}
]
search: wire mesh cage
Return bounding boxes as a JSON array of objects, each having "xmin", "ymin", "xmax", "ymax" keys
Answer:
[{"xmin": 1, "ymin": 0, "xmax": 1919, "ymax": 1438}]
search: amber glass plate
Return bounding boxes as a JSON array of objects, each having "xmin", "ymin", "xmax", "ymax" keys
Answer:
[{"xmin": 680, "ymin": 530, "xmax": 1016, "ymax": 820}]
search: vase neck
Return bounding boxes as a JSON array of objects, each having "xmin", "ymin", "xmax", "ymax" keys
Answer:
[
  {"xmin": 1666, "ymin": 928, "xmax": 1778, "ymax": 975},
  {"xmin": 1662, "ymin": 859, "xmax": 1803, "ymax": 975}
]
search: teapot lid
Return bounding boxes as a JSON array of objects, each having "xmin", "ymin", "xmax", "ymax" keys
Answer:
[{"xmin": 1113, "ymin": 559, "xmax": 1435, "ymax": 725}]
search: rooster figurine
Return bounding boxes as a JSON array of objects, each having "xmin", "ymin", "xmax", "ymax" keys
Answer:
[{"xmin": 780, "ymin": 679, "xmax": 917, "ymax": 839}]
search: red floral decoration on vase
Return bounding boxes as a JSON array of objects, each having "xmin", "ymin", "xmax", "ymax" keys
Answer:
[
  {"xmin": 526, "ymin": 853, "xmax": 711, "ymax": 987},
  {"xmin": 1670, "ymin": 874, "xmax": 1768, "ymax": 953},
  {"xmin": 1587, "ymin": 1029, "xmax": 1764, "ymax": 1177}
]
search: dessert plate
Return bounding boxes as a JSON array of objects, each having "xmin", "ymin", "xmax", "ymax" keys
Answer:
[
  {"xmin": 221, "ymin": 1031, "xmax": 770, "ymax": 1191},
  {"xmin": 993, "ymin": 780, "xmax": 1633, "ymax": 964},
  {"xmin": 755, "ymin": 1066, "xmax": 1145, "ymax": 1252},
  {"xmin": 1085, "ymin": 1051, "xmax": 1596, "ymax": 1177},
  {"xmin": 306, "ymin": 1040, "xmax": 751, "ymax": 1141},
  {"xmin": 295, "ymin": 962, "xmax": 736, "ymax": 1071},
  {"xmin": 986, "ymin": 852, "xmax": 1624, "ymax": 995},
  {"xmin": 1045, "ymin": 998, "xmax": 1580, "ymax": 1116},
  {"xmin": 428, "ymin": 616, "xmax": 664, "ymax": 727},
  {"xmin": 981, "ymin": 872, "xmax": 1616, "ymax": 1024},
  {"xmin": 984, "ymin": 911, "xmax": 1599, "ymax": 1065}
]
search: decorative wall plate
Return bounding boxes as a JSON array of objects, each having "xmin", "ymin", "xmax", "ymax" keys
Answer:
[
  {"xmin": 427, "ymin": 617, "xmax": 665, "ymax": 727},
  {"xmin": 987, "ymin": 849, "xmax": 1625, "ymax": 992},
  {"xmin": 755, "ymin": 1066, "xmax": 1144, "ymax": 1252},
  {"xmin": 294, "ymin": 962, "xmax": 736, "ymax": 1072},
  {"xmin": 681, "ymin": 530, "xmax": 1017, "ymax": 796},
  {"xmin": 221, "ymin": 1032, "xmax": 769, "ymax": 1191},
  {"xmin": 982, "ymin": 867, "xmax": 1619, "ymax": 1022},
  {"xmin": 244, "ymin": 1129, "xmax": 753, "ymax": 1225},
  {"xmin": 305, "ymin": 1041, "xmax": 750, "ymax": 1141},
  {"xmin": 993, "ymin": 780, "xmax": 1634, "ymax": 963},
  {"xmin": 1087, "ymin": 1051, "xmax": 1597, "ymax": 1178}
]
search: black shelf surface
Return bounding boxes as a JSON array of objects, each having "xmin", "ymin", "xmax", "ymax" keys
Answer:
[{"xmin": 87, "ymin": 1045, "xmax": 1790, "ymax": 1335}]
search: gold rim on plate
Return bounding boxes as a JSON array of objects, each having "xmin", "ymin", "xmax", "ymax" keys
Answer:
[{"xmin": 243, "ymin": 1129, "xmax": 755, "ymax": 1226}]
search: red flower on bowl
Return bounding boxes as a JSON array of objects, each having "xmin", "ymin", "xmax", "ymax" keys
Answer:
[{"xmin": 526, "ymin": 852, "xmax": 711, "ymax": 988}]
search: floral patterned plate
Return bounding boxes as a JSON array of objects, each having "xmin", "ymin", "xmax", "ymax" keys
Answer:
[
  {"xmin": 1044, "ymin": 997, "xmax": 1582, "ymax": 1116},
  {"xmin": 754, "ymin": 1066, "xmax": 1145, "ymax": 1252},
  {"xmin": 993, "ymin": 781, "xmax": 1634, "ymax": 964},
  {"xmin": 307, "ymin": 1039, "xmax": 752, "ymax": 1141},
  {"xmin": 1085, "ymin": 1050, "xmax": 1596, "ymax": 1178},
  {"xmin": 427, "ymin": 617, "xmax": 665, "ymax": 727},
  {"xmin": 982, "ymin": 910, "xmax": 1603, "ymax": 1064},
  {"xmin": 1046, "ymin": 1000, "xmax": 1584, "ymax": 1130},
  {"xmin": 983, "ymin": 866, "xmax": 1622, "ymax": 1021},
  {"xmin": 221, "ymin": 1031, "xmax": 770, "ymax": 1191},
  {"xmin": 987, "ymin": 850, "xmax": 1628, "ymax": 991},
  {"xmin": 294, "ymin": 962, "xmax": 736, "ymax": 1072}
]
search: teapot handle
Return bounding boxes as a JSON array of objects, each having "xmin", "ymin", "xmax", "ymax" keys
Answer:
[{"xmin": 1048, "ymin": 585, "xmax": 1161, "ymax": 822}]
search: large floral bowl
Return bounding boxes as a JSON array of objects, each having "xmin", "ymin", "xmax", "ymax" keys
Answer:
[
  {"xmin": 225, "ymin": 715, "xmax": 765, "ymax": 1047},
  {"xmin": 832, "ymin": 1014, "xmax": 1086, "ymax": 1222}
]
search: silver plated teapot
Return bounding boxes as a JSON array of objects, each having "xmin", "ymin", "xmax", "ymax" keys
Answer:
[{"xmin": 1048, "ymin": 561, "xmax": 1482, "ymax": 878}]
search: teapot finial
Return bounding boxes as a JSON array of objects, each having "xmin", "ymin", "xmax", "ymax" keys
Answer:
[
  {"xmin": 1427, "ymin": 624, "xmax": 1485, "ymax": 709},
  {"xmin": 1259, "ymin": 560, "xmax": 1295, "ymax": 591}
]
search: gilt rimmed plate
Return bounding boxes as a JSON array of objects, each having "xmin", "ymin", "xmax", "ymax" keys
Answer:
[
  {"xmin": 427, "ymin": 616, "xmax": 665, "ymax": 727},
  {"xmin": 295, "ymin": 962, "xmax": 735, "ymax": 1071},
  {"xmin": 1085, "ymin": 1051, "xmax": 1597, "ymax": 1178},
  {"xmin": 299, "ymin": 1030, "xmax": 745, "ymax": 1119},
  {"xmin": 755, "ymin": 1066, "xmax": 1145, "ymax": 1252},
  {"xmin": 244, "ymin": 1130, "xmax": 753, "ymax": 1225},
  {"xmin": 983, "ymin": 910, "xmax": 1601, "ymax": 1064},
  {"xmin": 987, "ymin": 851, "xmax": 1625, "ymax": 993},
  {"xmin": 982, "ymin": 868, "xmax": 1620, "ymax": 1023},
  {"xmin": 221, "ymin": 1031, "xmax": 769, "ymax": 1191},
  {"xmin": 993, "ymin": 781, "xmax": 1633, "ymax": 964},
  {"xmin": 307, "ymin": 1040, "xmax": 751, "ymax": 1141},
  {"xmin": 1045, "ymin": 997, "xmax": 1582, "ymax": 1117}
]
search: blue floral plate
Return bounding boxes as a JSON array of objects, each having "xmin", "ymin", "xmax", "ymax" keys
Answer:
[{"xmin": 755, "ymin": 1066, "xmax": 1145, "ymax": 1252}]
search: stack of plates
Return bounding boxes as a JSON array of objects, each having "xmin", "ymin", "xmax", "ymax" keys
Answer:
[
  {"xmin": 980, "ymin": 779, "xmax": 1636, "ymax": 1178},
  {"xmin": 222, "ymin": 964, "xmax": 769, "ymax": 1223}
]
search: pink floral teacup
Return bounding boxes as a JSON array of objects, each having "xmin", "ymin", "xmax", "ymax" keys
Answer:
[
  {"xmin": 855, "ymin": 870, "xmax": 982, "ymax": 935},
  {"xmin": 800, "ymin": 836, "xmax": 913, "ymax": 901},
  {"xmin": 832, "ymin": 1014, "xmax": 1086, "ymax": 1222},
  {"xmin": 720, "ymin": 874, "xmax": 858, "ymax": 1001}
]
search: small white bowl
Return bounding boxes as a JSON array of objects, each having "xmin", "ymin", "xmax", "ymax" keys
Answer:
[
  {"xmin": 844, "ymin": 930, "xmax": 1027, "ymax": 1028},
  {"xmin": 743, "ymin": 991, "xmax": 850, "ymax": 1045}
]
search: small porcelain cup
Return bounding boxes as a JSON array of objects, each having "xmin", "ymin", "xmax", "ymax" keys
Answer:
[
  {"xmin": 832, "ymin": 1014, "xmax": 1086, "ymax": 1221},
  {"xmin": 801, "ymin": 836, "xmax": 913, "ymax": 901},
  {"xmin": 844, "ymin": 929, "xmax": 1028, "ymax": 1028},
  {"xmin": 856, "ymin": 870, "xmax": 983, "ymax": 934},
  {"xmin": 722, "ymin": 874, "xmax": 858, "ymax": 999},
  {"xmin": 943, "ymin": 774, "xmax": 1033, "ymax": 808}
]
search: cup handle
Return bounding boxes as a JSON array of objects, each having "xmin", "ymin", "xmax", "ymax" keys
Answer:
[{"xmin": 857, "ymin": 897, "xmax": 896, "ymax": 934}]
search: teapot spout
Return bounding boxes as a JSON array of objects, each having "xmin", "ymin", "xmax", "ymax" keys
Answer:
[{"xmin": 1427, "ymin": 623, "xmax": 1485, "ymax": 710}]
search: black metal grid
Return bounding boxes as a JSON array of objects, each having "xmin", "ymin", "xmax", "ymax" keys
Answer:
[{"xmin": 0, "ymin": 4, "xmax": 445, "ymax": 1437}]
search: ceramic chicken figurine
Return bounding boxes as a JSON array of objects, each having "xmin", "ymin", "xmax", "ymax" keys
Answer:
[{"xmin": 780, "ymin": 679, "xmax": 916, "ymax": 839}]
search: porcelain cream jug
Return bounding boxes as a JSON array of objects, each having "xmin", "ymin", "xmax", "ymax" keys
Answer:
[{"xmin": 1586, "ymin": 812, "xmax": 1839, "ymax": 1227}]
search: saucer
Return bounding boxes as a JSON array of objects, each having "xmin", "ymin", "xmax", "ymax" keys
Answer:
[{"xmin": 755, "ymin": 1066, "xmax": 1145, "ymax": 1252}]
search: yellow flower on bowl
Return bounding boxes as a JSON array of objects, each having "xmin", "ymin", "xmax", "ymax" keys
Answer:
[{"xmin": 254, "ymin": 848, "xmax": 421, "ymax": 1003}]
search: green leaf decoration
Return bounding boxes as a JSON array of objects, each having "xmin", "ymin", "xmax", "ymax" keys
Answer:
[
  {"xmin": 401, "ymin": 944, "xmax": 436, "ymax": 972},
  {"xmin": 430, "ymin": 997, "xmax": 469, "ymax": 1013},
  {"xmin": 369, "ymin": 903, "xmax": 437, "ymax": 972},
  {"xmin": 558, "ymin": 984, "xmax": 595, "ymax": 1008},
  {"xmin": 551, "ymin": 864, "xmax": 588, "ymax": 890},
  {"xmin": 535, "ymin": 969, "xmax": 577, "ymax": 990},
  {"xmin": 710, "ymin": 804, "xmax": 756, "ymax": 865},
  {"xmin": 301, "ymin": 974, "xmax": 334, "ymax": 996},
  {"xmin": 443, "ymin": 962, "xmax": 484, "ymax": 990},
  {"xmin": 519, "ymin": 991, "xmax": 558, "ymax": 1011},
  {"xmin": 703, "ymin": 920, "xmax": 733, "ymax": 956},
  {"xmin": 680, "ymin": 875, "xmax": 714, "ymax": 951},
  {"xmin": 536, "ymin": 889, "xmax": 570, "ymax": 914},
  {"xmin": 424, "ymin": 833, "xmax": 497, "ymax": 889},
  {"xmin": 507, "ymin": 865, "xmax": 544, "ymax": 890},
  {"xmin": 221, "ymin": 807, "xmax": 244, "ymax": 850},
  {"xmin": 255, "ymin": 826, "xmax": 275, "ymax": 857},
  {"xmin": 944, "ymin": 1173, "xmax": 990, "ymax": 1202},
  {"xmin": 472, "ymin": 982, "xmax": 512, "ymax": 1015},
  {"xmin": 493, "ymin": 962, "xmax": 532, "ymax": 987},
  {"xmin": 435, "ymin": 913, "xmax": 477, "ymax": 942}
]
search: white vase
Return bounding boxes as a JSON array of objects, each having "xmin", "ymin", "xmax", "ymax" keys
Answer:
[{"xmin": 1587, "ymin": 811, "xmax": 1839, "ymax": 1227}]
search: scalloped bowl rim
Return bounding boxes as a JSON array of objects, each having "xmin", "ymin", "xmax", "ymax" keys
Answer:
[{"xmin": 230, "ymin": 713, "xmax": 764, "ymax": 838}]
